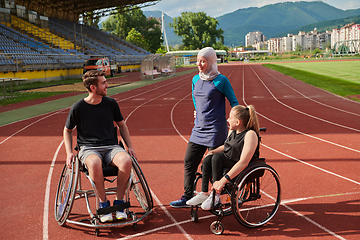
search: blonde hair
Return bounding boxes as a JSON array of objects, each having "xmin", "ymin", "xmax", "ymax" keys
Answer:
[{"xmin": 231, "ymin": 105, "xmax": 259, "ymax": 134}]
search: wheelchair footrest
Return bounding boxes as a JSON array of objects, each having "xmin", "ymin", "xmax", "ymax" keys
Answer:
[{"xmin": 96, "ymin": 201, "xmax": 130, "ymax": 215}]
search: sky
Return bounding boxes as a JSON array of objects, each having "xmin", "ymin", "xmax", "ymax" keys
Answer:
[{"xmin": 142, "ymin": 0, "xmax": 360, "ymax": 18}]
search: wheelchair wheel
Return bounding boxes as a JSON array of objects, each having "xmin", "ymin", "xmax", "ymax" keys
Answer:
[
  {"xmin": 231, "ymin": 165, "xmax": 281, "ymax": 228},
  {"xmin": 210, "ymin": 221, "xmax": 224, "ymax": 235},
  {"xmin": 54, "ymin": 159, "xmax": 79, "ymax": 226},
  {"xmin": 131, "ymin": 157, "xmax": 153, "ymax": 212}
]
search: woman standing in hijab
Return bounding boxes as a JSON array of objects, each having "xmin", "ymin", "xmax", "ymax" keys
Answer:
[{"xmin": 170, "ymin": 47, "xmax": 239, "ymax": 208}]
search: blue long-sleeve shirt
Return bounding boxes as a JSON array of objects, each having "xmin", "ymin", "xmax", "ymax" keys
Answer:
[{"xmin": 190, "ymin": 74, "xmax": 239, "ymax": 147}]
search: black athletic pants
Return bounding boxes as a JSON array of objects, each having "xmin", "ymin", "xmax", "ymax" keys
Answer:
[
  {"xmin": 201, "ymin": 152, "xmax": 236, "ymax": 192},
  {"xmin": 183, "ymin": 142, "xmax": 218, "ymax": 199}
]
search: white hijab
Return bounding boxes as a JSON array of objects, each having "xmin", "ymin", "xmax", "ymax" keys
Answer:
[{"xmin": 198, "ymin": 47, "xmax": 220, "ymax": 81}]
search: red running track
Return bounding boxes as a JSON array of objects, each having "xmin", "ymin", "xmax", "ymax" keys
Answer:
[{"xmin": 0, "ymin": 63, "xmax": 359, "ymax": 239}]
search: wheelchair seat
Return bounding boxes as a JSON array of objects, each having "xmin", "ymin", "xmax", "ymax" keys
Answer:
[{"xmin": 79, "ymin": 162, "xmax": 118, "ymax": 178}]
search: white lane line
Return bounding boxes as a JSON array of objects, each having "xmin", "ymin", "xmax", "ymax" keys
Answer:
[
  {"xmin": 171, "ymin": 93, "xmax": 192, "ymax": 143},
  {"xmin": 265, "ymin": 71, "xmax": 360, "ymax": 117},
  {"xmin": 265, "ymin": 66, "xmax": 360, "ymax": 106},
  {"xmin": 124, "ymin": 81, "xmax": 189, "ymax": 122},
  {"xmin": 281, "ymin": 191, "xmax": 360, "ymax": 205},
  {"xmin": 262, "ymin": 144, "xmax": 360, "ymax": 186},
  {"xmin": 118, "ymin": 215, "xmax": 215, "ymax": 240},
  {"xmin": 116, "ymin": 76, "xmax": 190, "ymax": 104},
  {"xmin": 281, "ymin": 202, "xmax": 346, "ymax": 240},
  {"xmin": 242, "ymin": 66, "xmax": 360, "ymax": 154},
  {"xmin": 250, "ymin": 66, "xmax": 360, "ymax": 133},
  {"xmin": 241, "ymin": 65, "xmax": 355, "ymax": 239},
  {"xmin": 43, "ymin": 140, "xmax": 64, "ymax": 240},
  {"xmin": 0, "ymin": 109, "xmax": 65, "ymax": 145}
]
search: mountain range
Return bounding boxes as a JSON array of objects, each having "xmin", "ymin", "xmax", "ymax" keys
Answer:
[{"xmin": 143, "ymin": 1, "xmax": 360, "ymax": 47}]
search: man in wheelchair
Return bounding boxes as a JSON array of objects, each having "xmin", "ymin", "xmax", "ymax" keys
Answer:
[
  {"xmin": 63, "ymin": 70, "xmax": 136, "ymax": 223},
  {"xmin": 186, "ymin": 105, "xmax": 260, "ymax": 210}
]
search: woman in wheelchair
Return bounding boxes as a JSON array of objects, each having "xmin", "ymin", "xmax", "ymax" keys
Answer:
[{"xmin": 186, "ymin": 104, "xmax": 260, "ymax": 210}]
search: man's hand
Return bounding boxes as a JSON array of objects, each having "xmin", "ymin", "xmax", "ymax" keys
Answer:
[
  {"xmin": 127, "ymin": 147, "xmax": 137, "ymax": 159},
  {"xmin": 66, "ymin": 153, "xmax": 75, "ymax": 169}
]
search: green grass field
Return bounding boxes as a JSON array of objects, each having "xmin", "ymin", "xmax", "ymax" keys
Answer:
[
  {"xmin": 264, "ymin": 60, "xmax": 360, "ymax": 101},
  {"xmin": 275, "ymin": 60, "xmax": 360, "ymax": 83}
]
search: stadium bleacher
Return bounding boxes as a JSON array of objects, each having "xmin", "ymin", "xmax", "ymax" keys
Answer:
[{"xmin": 0, "ymin": 4, "xmax": 149, "ymax": 79}]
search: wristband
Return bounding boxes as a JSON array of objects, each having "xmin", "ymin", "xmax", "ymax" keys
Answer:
[{"xmin": 224, "ymin": 174, "xmax": 231, "ymax": 181}]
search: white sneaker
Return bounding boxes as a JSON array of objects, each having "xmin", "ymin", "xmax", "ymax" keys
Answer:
[
  {"xmin": 99, "ymin": 200, "xmax": 113, "ymax": 223},
  {"xmin": 186, "ymin": 192, "xmax": 208, "ymax": 206},
  {"xmin": 201, "ymin": 192, "xmax": 221, "ymax": 210},
  {"xmin": 114, "ymin": 199, "xmax": 128, "ymax": 220},
  {"xmin": 116, "ymin": 211, "xmax": 128, "ymax": 220},
  {"xmin": 99, "ymin": 213, "xmax": 113, "ymax": 223}
]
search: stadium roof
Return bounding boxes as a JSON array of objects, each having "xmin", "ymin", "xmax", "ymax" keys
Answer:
[{"xmin": 15, "ymin": 0, "xmax": 160, "ymax": 21}]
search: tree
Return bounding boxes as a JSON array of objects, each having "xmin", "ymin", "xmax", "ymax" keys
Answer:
[
  {"xmin": 170, "ymin": 12, "xmax": 224, "ymax": 50},
  {"xmin": 83, "ymin": 11, "xmax": 101, "ymax": 28},
  {"xmin": 142, "ymin": 17, "xmax": 163, "ymax": 53},
  {"xmin": 126, "ymin": 28, "xmax": 149, "ymax": 50},
  {"xmin": 102, "ymin": 7, "xmax": 162, "ymax": 53}
]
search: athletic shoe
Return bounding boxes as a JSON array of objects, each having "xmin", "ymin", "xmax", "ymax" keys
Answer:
[
  {"xmin": 113, "ymin": 199, "xmax": 128, "ymax": 220},
  {"xmin": 201, "ymin": 192, "xmax": 221, "ymax": 210},
  {"xmin": 99, "ymin": 200, "xmax": 113, "ymax": 223},
  {"xmin": 186, "ymin": 192, "xmax": 208, "ymax": 206},
  {"xmin": 170, "ymin": 195, "xmax": 191, "ymax": 208}
]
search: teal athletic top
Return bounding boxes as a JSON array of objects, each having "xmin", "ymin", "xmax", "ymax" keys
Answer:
[{"xmin": 190, "ymin": 74, "xmax": 239, "ymax": 147}]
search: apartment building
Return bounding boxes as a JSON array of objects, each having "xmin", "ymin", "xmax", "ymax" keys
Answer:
[
  {"xmin": 265, "ymin": 28, "xmax": 331, "ymax": 53},
  {"xmin": 246, "ymin": 22, "xmax": 358, "ymax": 54},
  {"xmin": 332, "ymin": 23, "xmax": 360, "ymax": 53},
  {"xmin": 245, "ymin": 31, "xmax": 266, "ymax": 47}
]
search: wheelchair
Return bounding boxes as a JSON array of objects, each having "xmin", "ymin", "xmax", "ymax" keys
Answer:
[
  {"xmin": 54, "ymin": 143, "xmax": 153, "ymax": 236},
  {"xmin": 190, "ymin": 128, "xmax": 281, "ymax": 235}
]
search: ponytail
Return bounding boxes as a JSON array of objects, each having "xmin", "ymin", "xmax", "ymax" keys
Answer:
[
  {"xmin": 246, "ymin": 105, "xmax": 259, "ymax": 134},
  {"xmin": 231, "ymin": 105, "xmax": 260, "ymax": 134}
]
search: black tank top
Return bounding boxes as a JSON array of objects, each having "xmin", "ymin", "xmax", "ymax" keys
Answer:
[{"xmin": 223, "ymin": 130, "xmax": 259, "ymax": 162}]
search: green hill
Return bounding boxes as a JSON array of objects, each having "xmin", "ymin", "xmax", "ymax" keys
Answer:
[
  {"xmin": 144, "ymin": 1, "xmax": 360, "ymax": 47},
  {"xmin": 216, "ymin": 1, "xmax": 360, "ymax": 46},
  {"xmin": 274, "ymin": 14, "xmax": 360, "ymax": 37}
]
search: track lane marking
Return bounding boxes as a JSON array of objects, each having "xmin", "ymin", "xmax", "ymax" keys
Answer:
[
  {"xmin": 265, "ymin": 70, "xmax": 360, "ymax": 117},
  {"xmin": 240, "ymin": 64, "xmax": 357, "ymax": 239},
  {"xmin": 262, "ymin": 144, "xmax": 360, "ymax": 186},
  {"xmin": 250, "ymin": 65, "xmax": 360, "ymax": 133}
]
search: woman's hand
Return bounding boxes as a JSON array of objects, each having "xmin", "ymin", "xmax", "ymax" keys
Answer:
[
  {"xmin": 204, "ymin": 150, "xmax": 214, "ymax": 157},
  {"xmin": 211, "ymin": 179, "xmax": 226, "ymax": 194}
]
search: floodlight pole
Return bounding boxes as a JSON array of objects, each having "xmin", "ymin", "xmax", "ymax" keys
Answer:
[{"xmin": 161, "ymin": 11, "xmax": 169, "ymax": 52}]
